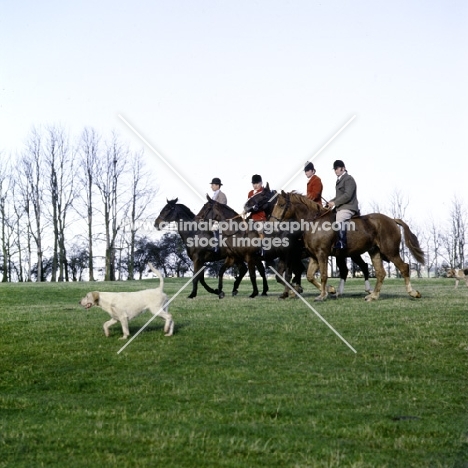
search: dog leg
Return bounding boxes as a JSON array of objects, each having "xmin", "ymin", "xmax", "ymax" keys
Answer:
[
  {"xmin": 103, "ymin": 318, "xmax": 118, "ymax": 337},
  {"xmin": 164, "ymin": 316, "xmax": 174, "ymax": 336},
  {"xmin": 119, "ymin": 316, "xmax": 131, "ymax": 340}
]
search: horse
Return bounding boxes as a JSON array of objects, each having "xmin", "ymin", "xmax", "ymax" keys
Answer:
[
  {"xmin": 270, "ymin": 191, "xmax": 425, "ymax": 301},
  {"xmin": 155, "ymin": 199, "xmax": 249, "ymax": 299},
  {"xmin": 243, "ymin": 186, "xmax": 373, "ymax": 296},
  {"xmin": 196, "ymin": 195, "xmax": 307, "ymax": 299}
]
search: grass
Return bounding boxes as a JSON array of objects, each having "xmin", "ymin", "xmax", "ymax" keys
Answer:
[{"xmin": 0, "ymin": 275, "xmax": 467, "ymax": 467}]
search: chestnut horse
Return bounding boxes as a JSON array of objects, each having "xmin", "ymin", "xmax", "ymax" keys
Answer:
[
  {"xmin": 243, "ymin": 186, "xmax": 373, "ymax": 296},
  {"xmin": 271, "ymin": 191, "xmax": 425, "ymax": 301},
  {"xmin": 155, "ymin": 199, "xmax": 251, "ymax": 299}
]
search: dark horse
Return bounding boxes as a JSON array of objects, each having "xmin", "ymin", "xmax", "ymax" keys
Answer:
[
  {"xmin": 271, "ymin": 191, "xmax": 425, "ymax": 301},
  {"xmin": 155, "ymin": 199, "xmax": 250, "ymax": 299},
  {"xmin": 196, "ymin": 197, "xmax": 269, "ymax": 298},
  {"xmin": 243, "ymin": 186, "xmax": 373, "ymax": 296},
  {"xmin": 196, "ymin": 195, "xmax": 306, "ymax": 299}
]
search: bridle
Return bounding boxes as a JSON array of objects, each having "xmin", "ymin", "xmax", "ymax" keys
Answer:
[{"xmin": 269, "ymin": 194, "xmax": 290, "ymax": 222}]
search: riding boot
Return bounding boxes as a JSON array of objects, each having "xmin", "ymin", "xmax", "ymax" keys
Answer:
[
  {"xmin": 334, "ymin": 229, "xmax": 347, "ymax": 250},
  {"xmin": 213, "ymin": 230, "xmax": 220, "ymax": 253}
]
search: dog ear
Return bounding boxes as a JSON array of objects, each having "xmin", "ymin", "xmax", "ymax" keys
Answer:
[{"xmin": 91, "ymin": 291, "xmax": 100, "ymax": 304}]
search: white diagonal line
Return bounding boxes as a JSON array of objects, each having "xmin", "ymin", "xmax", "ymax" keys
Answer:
[
  {"xmin": 118, "ymin": 114, "xmax": 206, "ymax": 203},
  {"xmin": 269, "ymin": 266, "xmax": 357, "ymax": 353},
  {"xmin": 268, "ymin": 115, "xmax": 356, "ymax": 202},
  {"xmin": 117, "ymin": 266, "xmax": 206, "ymax": 354}
]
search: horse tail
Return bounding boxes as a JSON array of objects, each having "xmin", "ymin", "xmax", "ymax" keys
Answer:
[{"xmin": 394, "ymin": 219, "xmax": 425, "ymax": 265}]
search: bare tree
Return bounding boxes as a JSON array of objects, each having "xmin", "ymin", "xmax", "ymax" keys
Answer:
[
  {"xmin": 44, "ymin": 126, "xmax": 75, "ymax": 281},
  {"xmin": 123, "ymin": 150, "xmax": 158, "ymax": 280},
  {"xmin": 18, "ymin": 129, "xmax": 46, "ymax": 281},
  {"xmin": 442, "ymin": 196, "xmax": 466, "ymax": 268},
  {"xmin": 77, "ymin": 127, "xmax": 101, "ymax": 282},
  {"xmin": 0, "ymin": 158, "xmax": 13, "ymax": 281},
  {"xmin": 422, "ymin": 218, "xmax": 442, "ymax": 277},
  {"xmin": 95, "ymin": 133, "xmax": 128, "ymax": 281}
]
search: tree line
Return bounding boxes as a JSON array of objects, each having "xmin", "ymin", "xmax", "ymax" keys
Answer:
[
  {"xmin": 0, "ymin": 126, "xmax": 195, "ymax": 282},
  {"xmin": 0, "ymin": 126, "xmax": 466, "ymax": 282}
]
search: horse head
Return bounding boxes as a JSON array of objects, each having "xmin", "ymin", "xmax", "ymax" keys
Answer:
[
  {"xmin": 195, "ymin": 196, "xmax": 216, "ymax": 220},
  {"xmin": 155, "ymin": 198, "xmax": 195, "ymax": 228},
  {"xmin": 270, "ymin": 191, "xmax": 293, "ymax": 222},
  {"xmin": 244, "ymin": 182, "xmax": 277, "ymax": 218}
]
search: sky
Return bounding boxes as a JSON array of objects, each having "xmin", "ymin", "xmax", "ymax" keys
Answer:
[{"xmin": 1, "ymin": 0, "xmax": 467, "ymax": 229}]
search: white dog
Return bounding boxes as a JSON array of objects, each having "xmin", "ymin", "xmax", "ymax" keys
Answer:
[
  {"xmin": 79, "ymin": 264, "xmax": 173, "ymax": 339},
  {"xmin": 446, "ymin": 268, "xmax": 468, "ymax": 289}
]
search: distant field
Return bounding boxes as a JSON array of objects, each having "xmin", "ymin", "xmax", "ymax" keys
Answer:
[{"xmin": 0, "ymin": 276, "xmax": 467, "ymax": 467}]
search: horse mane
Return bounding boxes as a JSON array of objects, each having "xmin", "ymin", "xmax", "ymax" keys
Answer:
[
  {"xmin": 215, "ymin": 201, "xmax": 239, "ymax": 217},
  {"xmin": 286, "ymin": 192, "xmax": 325, "ymax": 213}
]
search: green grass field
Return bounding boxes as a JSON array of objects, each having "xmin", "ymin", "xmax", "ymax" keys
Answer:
[{"xmin": 1, "ymin": 275, "xmax": 467, "ymax": 467}]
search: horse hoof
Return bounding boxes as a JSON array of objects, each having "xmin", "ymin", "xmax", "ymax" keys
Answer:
[
  {"xmin": 410, "ymin": 290, "xmax": 422, "ymax": 298},
  {"xmin": 218, "ymin": 291, "xmax": 225, "ymax": 299},
  {"xmin": 314, "ymin": 296, "xmax": 326, "ymax": 302},
  {"xmin": 364, "ymin": 294, "xmax": 377, "ymax": 301},
  {"xmin": 249, "ymin": 293, "xmax": 258, "ymax": 299},
  {"xmin": 261, "ymin": 292, "xmax": 268, "ymax": 296},
  {"xmin": 232, "ymin": 290, "xmax": 238, "ymax": 297},
  {"xmin": 187, "ymin": 294, "xmax": 196, "ymax": 299},
  {"xmin": 213, "ymin": 289, "xmax": 220, "ymax": 295}
]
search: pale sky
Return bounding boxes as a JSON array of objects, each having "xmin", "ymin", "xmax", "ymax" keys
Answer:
[{"xmin": 1, "ymin": 0, "xmax": 467, "ymax": 227}]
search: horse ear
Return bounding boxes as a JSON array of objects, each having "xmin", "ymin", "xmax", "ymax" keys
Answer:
[
  {"xmin": 281, "ymin": 190, "xmax": 286, "ymax": 196},
  {"xmin": 174, "ymin": 198, "xmax": 178, "ymax": 204},
  {"xmin": 265, "ymin": 182, "xmax": 270, "ymax": 190},
  {"xmin": 206, "ymin": 194, "xmax": 211, "ymax": 201}
]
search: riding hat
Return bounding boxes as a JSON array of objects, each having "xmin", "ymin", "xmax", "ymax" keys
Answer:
[
  {"xmin": 304, "ymin": 162, "xmax": 315, "ymax": 172},
  {"xmin": 210, "ymin": 177, "xmax": 222, "ymax": 186},
  {"xmin": 251, "ymin": 174, "xmax": 262, "ymax": 183},
  {"xmin": 333, "ymin": 160, "xmax": 345, "ymax": 169}
]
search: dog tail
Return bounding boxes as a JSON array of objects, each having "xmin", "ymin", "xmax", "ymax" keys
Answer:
[{"xmin": 148, "ymin": 263, "xmax": 164, "ymax": 289}]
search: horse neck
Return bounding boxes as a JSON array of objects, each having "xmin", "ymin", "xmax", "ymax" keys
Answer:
[{"xmin": 214, "ymin": 205, "xmax": 239, "ymax": 221}]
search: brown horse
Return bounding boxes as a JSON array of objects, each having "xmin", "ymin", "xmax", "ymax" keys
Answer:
[
  {"xmin": 271, "ymin": 191, "xmax": 425, "ymax": 301},
  {"xmin": 243, "ymin": 184, "xmax": 373, "ymax": 296},
  {"xmin": 155, "ymin": 199, "xmax": 250, "ymax": 299},
  {"xmin": 196, "ymin": 196, "xmax": 307, "ymax": 299}
]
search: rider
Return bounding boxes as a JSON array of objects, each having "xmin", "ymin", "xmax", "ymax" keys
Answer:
[
  {"xmin": 304, "ymin": 162, "xmax": 323, "ymax": 205},
  {"xmin": 209, "ymin": 177, "xmax": 226, "ymax": 253},
  {"xmin": 247, "ymin": 174, "xmax": 267, "ymax": 254},
  {"xmin": 327, "ymin": 160, "xmax": 359, "ymax": 250},
  {"xmin": 210, "ymin": 177, "xmax": 227, "ymax": 204}
]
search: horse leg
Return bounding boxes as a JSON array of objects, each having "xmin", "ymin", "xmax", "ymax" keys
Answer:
[
  {"xmin": 256, "ymin": 259, "xmax": 269, "ymax": 296},
  {"xmin": 306, "ymin": 257, "xmax": 328, "ymax": 301},
  {"xmin": 248, "ymin": 259, "xmax": 259, "ymax": 298},
  {"xmin": 188, "ymin": 260, "xmax": 202, "ymax": 298},
  {"xmin": 192, "ymin": 259, "xmax": 218, "ymax": 298},
  {"xmin": 335, "ymin": 256, "xmax": 348, "ymax": 297},
  {"xmin": 388, "ymin": 254, "xmax": 422, "ymax": 299},
  {"xmin": 315, "ymin": 255, "xmax": 329, "ymax": 301},
  {"xmin": 232, "ymin": 261, "xmax": 247, "ymax": 296},
  {"xmin": 351, "ymin": 254, "xmax": 373, "ymax": 293},
  {"xmin": 365, "ymin": 251, "xmax": 386, "ymax": 301},
  {"xmin": 306, "ymin": 258, "xmax": 321, "ymax": 291},
  {"xmin": 275, "ymin": 259, "xmax": 295, "ymax": 299},
  {"xmin": 217, "ymin": 258, "xmax": 233, "ymax": 299}
]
